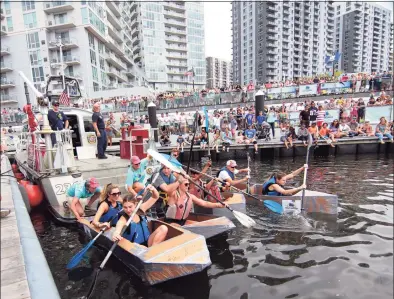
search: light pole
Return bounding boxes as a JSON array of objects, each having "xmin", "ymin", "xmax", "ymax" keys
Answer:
[{"xmin": 49, "ymin": 36, "xmax": 66, "ymax": 90}]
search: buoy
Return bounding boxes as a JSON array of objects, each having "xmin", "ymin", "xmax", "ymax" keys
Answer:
[
  {"xmin": 19, "ymin": 179, "xmax": 29, "ymax": 188},
  {"xmin": 14, "ymin": 172, "xmax": 25, "ymax": 182},
  {"xmin": 25, "ymin": 184, "xmax": 44, "ymax": 208},
  {"xmin": 12, "ymin": 163, "xmax": 19, "ymax": 172}
]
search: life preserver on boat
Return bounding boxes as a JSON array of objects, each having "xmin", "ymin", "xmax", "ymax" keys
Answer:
[
  {"xmin": 98, "ymin": 199, "xmax": 122, "ymax": 226},
  {"xmin": 216, "ymin": 167, "xmax": 235, "ymax": 180},
  {"xmin": 121, "ymin": 212, "xmax": 150, "ymax": 245},
  {"xmin": 262, "ymin": 177, "xmax": 285, "ymax": 196}
]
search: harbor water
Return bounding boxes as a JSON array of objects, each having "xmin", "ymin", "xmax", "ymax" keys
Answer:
[{"xmin": 30, "ymin": 154, "xmax": 393, "ymax": 299}]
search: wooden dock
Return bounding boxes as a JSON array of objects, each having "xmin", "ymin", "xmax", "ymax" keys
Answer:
[{"xmin": 0, "ymin": 155, "xmax": 60, "ymax": 299}]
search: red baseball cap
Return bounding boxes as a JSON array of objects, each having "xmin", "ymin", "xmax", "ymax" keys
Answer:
[
  {"xmin": 131, "ymin": 156, "xmax": 141, "ymax": 165},
  {"xmin": 87, "ymin": 177, "xmax": 99, "ymax": 189}
]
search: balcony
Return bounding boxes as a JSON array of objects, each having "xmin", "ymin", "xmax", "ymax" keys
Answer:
[
  {"xmin": 165, "ymin": 52, "xmax": 187, "ymax": 60},
  {"xmin": 0, "ymin": 46, "xmax": 10, "ymax": 56},
  {"xmin": 163, "ymin": 9, "xmax": 185, "ymax": 20},
  {"xmin": 167, "ymin": 61, "xmax": 188, "ymax": 67},
  {"xmin": 164, "ymin": 18, "xmax": 186, "ymax": 28},
  {"xmin": 167, "ymin": 69, "xmax": 185, "ymax": 75},
  {"xmin": 44, "ymin": 1, "xmax": 74, "ymax": 14},
  {"xmin": 1, "ymin": 25, "xmax": 7, "ymax": 35},
  {"xmin": 267, "ymin": 21, "xmax": 277, "ymax": 27},
  {"xmin": 107, "ymin": 6, "xmax": 122, "ymax": 30},
  {"xmin": 0, "ymin": 62, "xmax": 13, "ymax": 73},
  {"xmin": 0, "ymin": 79, "xmax": 15, "ymax": 89},
  {"xmin": 130, "ymin": 9, "xmax": 138, "ymax": 21},
  {"xmin": 131, "ymin": 35, "xmax": 140, "ymax": 46},
  {"xmin": 106, "ymin": 0, "xmax": 121, "ymax": 17},
  {"xmin": 164, "ymin": 27, "xmax": 187, "ymax": 36},
  {"xmin": 0, "ymin": 94, "xmax": 18, "ymax": 103},
  {"xmin": 165, "ymin": 35, "xmax": 187, "ymax": 44},
  {"xmin": 106, "ymin": 66, "xmax": 123, "ymax": 80},
  {"xmin": 134, "ymin": 53, "xmax": 142, "ymax": 63},
  {"xmin": 266, "ymin": 42, "xmax": 278, "ymax": 48},
  {"xmin": 130, "ymin": 16, "xmax": 139, "ymax": 29},
  {"xmin": 106, "ymin": 35, "xmax": 124, "ymax": 56},
  {"xmin": 130, "ymin": 1, "xmax": 137, "ymax": 11},
  {"xmin": 106, "ymin": 52, "xmax": 127, "ymax": 70},
  {"xmin": 48, "ymin": 38, "xmax": 79, "ymax": 50},
  {"xmin": 107, "ymin": 22, "xmax": 123, "ymax": 43},
  {"xmin": 125, "ymin": 67, "xmax": 135, "ymax": 77},
  {"xmin": 47, "ymin": 17, "xmax": 76, "ymax": 30},
  {"xmin": 131, "ymin": 25, "xmax": 140, "ymax": 38},
  {"xmin": 63, "ymin": 56, "xmax": 80, "ymax": 65},
  {"xmin": 163, "ymin": 2, "xmax": 186, "ymax": 13},
  {"xmin": 132, "ymin": 45, "xmax": 141, "ymax": 54}
]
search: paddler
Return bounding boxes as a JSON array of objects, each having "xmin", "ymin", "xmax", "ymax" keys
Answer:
[
  {"xmin": 163, "ymin": 177, "xmax": 229, "ymax": 226},
  {"xmin": 112, "ymin": 185, "xmax": 168, "ymax": 247},
  {"xmin": 125, "ymin": 155, "xmax": 157, "ymax": 197},
  {"xmin": 217, "ymin": 160, "xmax": 250, "ymax": 188},
  {"xmin": 66, "ymin": 178, "xmax": 102, "ymax": 220},
  {"xmin": 188, "ymin": 160, "xmax": 212, "ymax": 199},
  {"xmin": 151, "ymin": 164, "xmax": 186, "ymax": 218},
  {"xmin": 262, "ymin": 165, "xmax": 307, "ymax": 196},
  {"xmin": 91, "ymin": 183, "xmax": 123, "ymax": 229}
]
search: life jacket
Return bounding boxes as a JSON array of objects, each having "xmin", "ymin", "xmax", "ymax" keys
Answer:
[
  {"xmin": 157, "ymin": 169, "xmax": 176, "ymax": 206},
  {"xmin": 206, "ymin": 183, "xmax": 223, "ymax": 203},
  {"xmin": 165, "ymin": 192, "xmax": 192, "ymax": 221},
  {"xmin": 216, "ymin": 167, "xmax": 235, "ymax": 180},
  {"xmin": 121, "ymin": 212, "xmax": 151, "ymax": 245},
  {"xmin": 98, "ymin": 199, "xmax": 122, "ymax": 226},
  {"xmin": 262, "ymin": 177, "xmax": 284, "ymax": 196}
]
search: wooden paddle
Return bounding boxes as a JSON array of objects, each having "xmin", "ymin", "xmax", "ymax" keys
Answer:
[
  {"xmin": 300, "ymin": 133, "xmax": 313, "ymax": 212},
  {"xmin": 147, "ymin": 149, "xmax": 256, "ymax": 228}
]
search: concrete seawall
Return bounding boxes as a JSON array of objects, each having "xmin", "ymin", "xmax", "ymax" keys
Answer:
[{"xmin": 1, "ymin": 155, "xmax": 60, "ymax": 299}]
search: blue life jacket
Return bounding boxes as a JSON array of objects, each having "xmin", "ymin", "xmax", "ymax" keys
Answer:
[
  {"xmin": 216, "ymin": 167, "xmax": 235, "ymax": 180},
  {"xmin": 121, "ymin": 212, "xmax": 151, "ymax": 245},
  {"xmin": 98, "ymin": 200, "xmax": 122, "ymax": 226},
  {"xmin": 262, "ymin": 177, "xmax": 284, "ymax": 196}
]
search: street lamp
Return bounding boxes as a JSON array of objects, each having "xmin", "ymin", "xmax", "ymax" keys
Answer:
[{"xmin": 49, "ymin": 36, "xmax": 66, "ymax": 89}]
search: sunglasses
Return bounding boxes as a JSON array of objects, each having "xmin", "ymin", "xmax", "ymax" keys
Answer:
[
  {"xmin": 110, "ymin": 192, "xmax": 121, "ymax": 196},
  {"xmin": 183, "ymin": 183, "xmax": 190, "ymax": 187}
]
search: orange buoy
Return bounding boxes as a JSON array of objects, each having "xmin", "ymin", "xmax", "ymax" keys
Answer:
[
  {"xmin": 19, "ymin": 179, "xmax": 29, "ymax": 188},
  {"xmin": 11, "ymin": 163, "xmax": 19, "ymax": 172},
  {"xmin": 25, "ymin": 184, "xmax": 44, "ymax": 208},
  {"xmin": 14, "ymin": 172, "xmax": 25, "ymax": 182}
]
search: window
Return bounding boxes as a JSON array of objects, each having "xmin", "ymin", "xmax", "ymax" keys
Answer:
[
  {"xmin": 98, "ymin": 42, "xmax": 104, "ymax": 54},
  {"xmin": 4, "ymin": 0, "xmax": 11, "ymax": 14},
  {"xmin": 92, "ymin": 66, "xmax": 98, "ymax": 81},
  {"xmin": 29, "ymin": 50, "xmax": 42, "ymax": 66},
  {"xmin": 31, "ymin": 66, "xmax": 44, "ymax": 82},
  {"xmin": 54, "ymin": 13, "xmax": 67, "ymax": 25},
  {"xmin": 23, "ymin": 12, "xmax": 37, "ymax": 29},
  {"xmin": 93, "ymin": 82, "xmax": 99, "ymax": 91},
  {"xmin": 6, "ymin": 17, "xmax": 13, "ymax": 32},
  {"xmin": 22, "ymin": 1, "xmax": 35, "ymax": 11},
  {"xmin": 101, "ymin": 72, "xmax": 107, "ymax": 84},
  {"xmin": 88, "ymin": 33, "xmax": 95, "ymax": 49},
  {"xmin": 26, "ymin": 32, "xmax": 40, "ymax": 49},
  {"xmin": 90, "ymin": 49, "xmax": 97, "ymax": 65},
  {"xmin": 99, "ymin": 57, "xmax": 105, "ymax": 70}
]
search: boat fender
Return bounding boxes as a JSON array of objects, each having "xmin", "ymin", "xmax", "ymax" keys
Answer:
[{"xmin": 25, "ymin": 184, "xmax": 44, "ymax": 208}]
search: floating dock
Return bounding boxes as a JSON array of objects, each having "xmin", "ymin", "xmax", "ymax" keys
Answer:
[{"xmin": 0, "ymin": 155, "xmax": 60, "ymax": 299}]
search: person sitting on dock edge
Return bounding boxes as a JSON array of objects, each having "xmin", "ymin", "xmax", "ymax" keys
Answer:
[
  {"xmin": 112, "ymin": 186, "xmax": 168, "ymax": 247},
  {"xmin": 262, "ymin": 166, "xmax": 307, "ymax": 196},
  {"xmin": 92, "ymin": 183, "xmax": 123, "ymax": 229},
  {"xmin": 66, "ymin": 177, "xmax": 102, "ymax": 221}
]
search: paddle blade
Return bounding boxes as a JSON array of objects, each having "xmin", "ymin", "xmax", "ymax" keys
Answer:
[
  {"xmin": 233, "ymin": 210, "xmax": 256, "ymax": 228},
  {"xmin": 161, "ymin": 153, "xmax": 183, "ymax": 168},
  {"xmin": 66, "ymin": 238, "xmax": 95, "ymax": 270},
  {"xmin": 263, "ymin": 200, "xmax": 283, "ymax": 214}
]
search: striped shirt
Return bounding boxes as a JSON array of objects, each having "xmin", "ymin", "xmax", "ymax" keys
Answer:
[{"xmin": 317, "ymin": 110, "xmax": 325, "ymax": 122}]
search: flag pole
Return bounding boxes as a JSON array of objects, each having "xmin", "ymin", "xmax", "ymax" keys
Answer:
[{"xmin": 192, "ymin": 67, "xmax": 195, "ymax": 91}]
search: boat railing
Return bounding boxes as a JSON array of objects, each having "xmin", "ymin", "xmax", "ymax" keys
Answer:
[{"xmin": 22, "ymin": 129, "xmax": 76, "ymax": 174}]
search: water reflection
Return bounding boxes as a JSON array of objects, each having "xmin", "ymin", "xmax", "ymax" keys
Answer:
[{"xmin": 32, "ymin": 154, "xmax": 393, "ymax": 299}]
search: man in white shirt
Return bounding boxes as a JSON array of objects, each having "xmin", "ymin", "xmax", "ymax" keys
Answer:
[{"xmin": 217, "ymin": 160, "xmax": 250, "ymax": 189}]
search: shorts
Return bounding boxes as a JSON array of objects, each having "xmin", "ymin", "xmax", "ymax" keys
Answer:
[
  {"xmin": 200, "ymin": 138, "xmax": 207, "ymax": 143},
  {"xmin": 280, "ymin": 136, "xmax": 287, "ymax": 142},
  {"xmin": 317, "ymin": 121, "xmax": 324, "ymax": 127},
  {"xmin": 163, "ymin": 218, "xmax": 186, "ymax": 226}
]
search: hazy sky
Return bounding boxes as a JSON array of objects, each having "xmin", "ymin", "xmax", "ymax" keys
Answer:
[{"xmin": 204, "ymin": 1, "xmax": 393, "ymax": 62}]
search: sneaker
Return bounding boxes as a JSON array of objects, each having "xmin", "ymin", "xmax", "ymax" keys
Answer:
[
  {"xmin": 98, "ymin": 156, "xmax": 108, "ymax": 159},
  {"xmin": 380, "ymin": 140, "xmax": 385, "ymax": 144}
]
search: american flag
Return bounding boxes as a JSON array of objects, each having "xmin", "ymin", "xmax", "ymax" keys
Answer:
[
  {"xmin": 59, "ymin": 87, "xmax": 70, "ymax": 106},
  {"xmin": 184, "ymin": 68, "xmax": 195, "ymax": 77}
]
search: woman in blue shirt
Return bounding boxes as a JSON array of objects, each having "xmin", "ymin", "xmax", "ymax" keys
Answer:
[{"xmin": 92, "ymin": 183, "xmax": 123, "ymax": 229}]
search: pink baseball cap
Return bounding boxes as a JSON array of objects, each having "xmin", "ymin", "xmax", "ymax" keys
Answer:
[
  {"xmin": 226, "ymin": 160, "xmax": 237, "ymax": 167},
  {"xmin": 131, "ymin": 156, "xmax": 141, "ymax": 165},
  {"xmin": 87, "ymin": 177, "xmax": 100, "ymax": 189}
]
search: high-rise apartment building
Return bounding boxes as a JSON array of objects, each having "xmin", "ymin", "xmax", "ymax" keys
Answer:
[
  {"xmin": 232, "ymin": 1, "xmax": 335, "ymax": 85},
  {"xmin": 334, "ymin": 2, "xmax": 392, "ymax": 74},
  {"xmin": 390, "ymin": 23, "xmax": 393, "ymax": 74},
  {"xmin": 0, "ymin": 1, "xmax": 149, "ymax": 108},
  {"xmin": 206, "ymin": 57, "xmax": 232, "ymax": 89},
  {"xmin": 129, "ymin": 1, "xmax": 206, "ymax": 92}
]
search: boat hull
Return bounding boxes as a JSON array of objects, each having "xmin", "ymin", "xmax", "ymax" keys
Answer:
[
  {"xmin": 247, "ymin": 185, "xmax": 338, "ymax": 215},
  {"xmin": 79, "ymin": 219, "xmax": 211, "ymax": 285}
]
